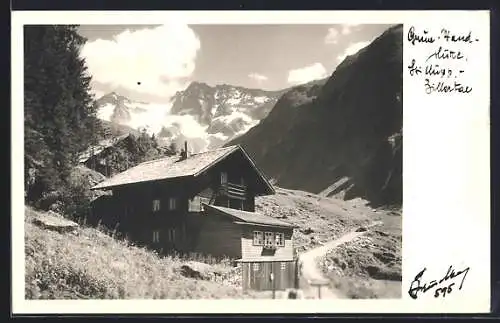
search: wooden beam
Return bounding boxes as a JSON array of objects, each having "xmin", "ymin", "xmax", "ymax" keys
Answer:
[{"xmin": 232, "ymin": 221, "xmax": 295, "ymax": 229}]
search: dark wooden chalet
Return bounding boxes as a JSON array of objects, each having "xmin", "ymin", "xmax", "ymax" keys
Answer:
[
  {"xmin": 90, "ymin": 143, "xmax": 298, "ymax": 291},
  {"xmin": 78, "ymin": 133, "xmax": 133, "ymax": 177}
]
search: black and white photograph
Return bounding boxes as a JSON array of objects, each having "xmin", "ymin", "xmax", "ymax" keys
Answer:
[
  {"xmin": 13, "ymin": 10, "xmax": 491, "ymax": 314},
  {"xmin": 23, "ymin": 22, "xmax": 403, "ymax": 300}
]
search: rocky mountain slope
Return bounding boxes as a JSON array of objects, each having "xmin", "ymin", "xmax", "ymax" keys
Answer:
[
  {"xmin": 228, "ymin": 25, "xmax": 403, "ymax": 207},
  {"xmin": 170, "ymin": 82, "xmax": 285, "ymax": 134},
  {"xmin": 95, "ymin": 83, "xmax": 286, "ymax": 152}
]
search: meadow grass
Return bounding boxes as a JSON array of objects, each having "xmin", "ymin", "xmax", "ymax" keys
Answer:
[{"xmin": 24, "ymin": 207, "xmax": 256, "ymax": 299}]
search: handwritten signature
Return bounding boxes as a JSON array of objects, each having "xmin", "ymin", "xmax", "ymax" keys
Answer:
[{"xmin": 408, "ymin": 265, "xmax": 470, "ymax": 299}]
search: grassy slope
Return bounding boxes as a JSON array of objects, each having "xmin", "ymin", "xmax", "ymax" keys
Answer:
[
  {"xmin": 24, "ymin": 207, "xmax": 257, "ymax": 300},
  {"xmin": 25, "ymin": 186, "xmax": 399, "ymax": 300},
  {"xmin": 256, "ymin": 187, "xmax": 374, "ymax": 253},
  {"xmin": 319, "ymin": 210, "xmax": 402, "ymax": 299}
]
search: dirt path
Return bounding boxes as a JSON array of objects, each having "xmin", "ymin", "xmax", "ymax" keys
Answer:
[{"xmin": 297, "ymin": 221, "xmax": 383, "ymax": 299}]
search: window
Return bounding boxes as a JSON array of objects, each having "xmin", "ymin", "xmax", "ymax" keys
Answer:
[
  {"xmin": 152, "ymin": 230, "xmax": 160, "ymax": 243},
  {"xmin": 254, "ymin": 232, "xmax": 284, "ymax": 248},
  {"xmin": 253, "ymin": 231, "xmax": 263, "ymax": 246},
  {"xmin": 168, "ymin": 197, "xmax": 177, "ymax": 210},
  {"xmin": 200, "ymin": 197, "xmax": 210, "ymax": 210},
  {"xmin": 188, "ymin": 196, "xmax": 202, "ymax": 212},
  {"xmin": 264, "ymin": 232, "xmax": 274, "ymax": 247},
  {"xmin": 152, "ymin": 199, "xmax": 160, "ymax": 212},
  {"xmin": 275, "ymin": 232, "xmax": 285, "ymax": 247},
  {"xmin": 167, "ymin": 228, "xmax": 176, "ymax": 242},
  {"xmin": 281, "ymin": 262, "xmax": 287, "ymax": 271},
  {"xmin": 253, "ymin": 263, "xmax": 259, "ymax": 271},
  {"xmin": 221, "ymin": 172, "xmax": 228, "ymax": 184}
]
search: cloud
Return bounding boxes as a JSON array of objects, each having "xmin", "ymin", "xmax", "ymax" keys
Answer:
[
  {"xmin": 287, "ymin": 63, "xmax": 327, "ymax": 85},
  {"xmin": 81, "ymin": 24, "xmax": 201, "ymax": 102},
  {"xmin": 248, "ymin": 73, "xmax": 268, "ymax": 83},
  {"xmin": 325, "ymin": 24, "xmax": 363, "ymax": 44},
  {"xmin": 337, "ymin": 41, "xmax": 370, "ymax": 63},
  {"xmin": 341, "ymin": 23, "xmax": 361, "ymax": 35},
  {"xmin": 325, "ymin": 27, "xmax": 340, "ymax": 44}
]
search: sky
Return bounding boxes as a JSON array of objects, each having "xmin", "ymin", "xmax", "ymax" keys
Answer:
[{"xmin": 78, "ymin": 24, "xmax": 394, "ymax": 103}]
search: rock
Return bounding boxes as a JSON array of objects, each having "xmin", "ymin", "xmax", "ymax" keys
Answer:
[
  {"xmin": 355, "ymin": 227, "xmax": 368, "ymax": 232},
  {"xmin": 33, "ymin": 213, "xmax": 78, "ymax": 233},
  {"xmin": 284, "ymin": 288, "xmax": 304, "ymax": 299},
  {"xmin": 374, "ymin": 230, "xmax": 389, "ymax": 237},
  {"xmin": 48, "ymin": 202, "xmax": 64, "ymax": 213},
  {"xmin": 365, "ymin": 265, "xmax": 380, "ymax": 277},
  {"xmin": 301, "ymin": 227, "xmax": 314, "ymax": 235},
  {"xmin": 179, "ymin": 261, "xmax": 223, "ymax": 281},
  {"xmin": 47, "ymin": 210, "xmax": 63, "ymax": 218}
]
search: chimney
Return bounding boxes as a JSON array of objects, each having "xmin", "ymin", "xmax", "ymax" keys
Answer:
[{"xmin": 179, "ymin": 141, "xmax": 189, "ymax": 161}]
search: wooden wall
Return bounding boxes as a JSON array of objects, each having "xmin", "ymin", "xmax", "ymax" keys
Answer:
[
  {"xmin": 241, "ymin": 261, "xmax": 297, "ymax": 291},
  {"xmin": 240, "ymin": 225, "xmax": 294, "ymax": 261},
  {"xmin": 193, "ymin": 217, "xmax": 242, "ymax": 259},
  {"xmin": 92, "ymin": 179, "xmax": 197, "ymax": 251}
]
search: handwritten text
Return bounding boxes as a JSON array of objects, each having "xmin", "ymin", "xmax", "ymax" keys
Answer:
[
  {"xmin": 408, "ymin": 265, "xmax": 470, "ymax": 299},
  {"xmin": 406, "ymin": 26, "xmax": 478, "ymax": 95}
]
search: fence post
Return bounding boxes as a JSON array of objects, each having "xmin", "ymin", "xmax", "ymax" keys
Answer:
[
  {"xmin": 295, "ymin": 257, "xmax": 300, "ymax": 289},
  {"xmin": 270, "ymin": 272, "xmax": 275, "ymax": 299}
]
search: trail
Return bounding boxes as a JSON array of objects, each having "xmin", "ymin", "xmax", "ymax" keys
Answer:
[{"xmin": 297, "ymin": 221, "xmax": 383, "ymax": 299}]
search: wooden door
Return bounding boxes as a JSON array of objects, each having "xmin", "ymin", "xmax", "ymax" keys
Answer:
[
  {"xmin": 262, "ymin": 262, "xmax": 273, "ymax": 290},
  {"xmin": 248, "ymin": 262, "xmax": 270, "ymax": 291},
  {"xmin": 273, "ymin": 261, "xmax": 296, "ymax": 290},
  {"xmin": 243, "ymin": 261, "xmax": 297, "ymax": 291},
  {"xmin": 271, "ymin": 261, "xmax": 292, "ymax": 290},
  {"xmin": 276, "ymin": 261, "xmax": 285, "ymax": 290}
]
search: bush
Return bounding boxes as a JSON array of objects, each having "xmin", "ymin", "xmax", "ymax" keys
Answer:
[
  {"xmin": 32, "ymin": 165, "xmax": 105, "ymax": 222},
  {"xmin": 60, "ymin": 181, "xmax": 93, "ymax": 221}
]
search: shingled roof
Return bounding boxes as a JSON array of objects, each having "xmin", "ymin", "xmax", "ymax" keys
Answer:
[
  {"xmin": 91, "ymin": 145, "xmax": 274, "ymax": 194},
  {"xmin": 204, "ymin": 204, "xmax": 297, "ymax": 228},
  {"xmin": 78, "ymin": 133, "xmax": 131, "ymax": 164}
]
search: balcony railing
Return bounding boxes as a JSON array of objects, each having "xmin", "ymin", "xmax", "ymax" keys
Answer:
[{"xmin": 221, "ymin": 182, "xmax": 247, "ymax": 200}]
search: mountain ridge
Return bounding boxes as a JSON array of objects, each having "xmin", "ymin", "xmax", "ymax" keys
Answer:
[
  {"xmin": 227, "ymin": 25, "xmax": 403, "ymax": 207},
  {"xmin": 95, "ymin": 79, "xmax": 326, "ymax": 152}
]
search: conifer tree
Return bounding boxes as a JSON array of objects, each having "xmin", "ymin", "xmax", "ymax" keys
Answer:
[{"xmin": 24, "ymin": 25, "xmax": 100, "ymax": 203}]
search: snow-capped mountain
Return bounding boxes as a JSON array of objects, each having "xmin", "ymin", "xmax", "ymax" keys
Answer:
[
  {"xmin": 97, "ymin": 92, "xmax": 149, "ymax": 125},
  {"xmin": 95, "ymin": 82, "xmax": 285, "ymax": 152}
]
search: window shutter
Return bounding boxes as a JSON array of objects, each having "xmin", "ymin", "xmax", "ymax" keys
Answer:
[
  {"xmin": 221, "ymin": 172, "xmax": 228, "ymax": 184},
  {"xmin": 169, "ymin": 197, "xmax": 177, "ymax": 210},
  {"xmin": 153, "ymin": 199, "xmax": 160, "ymax": 212}
]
